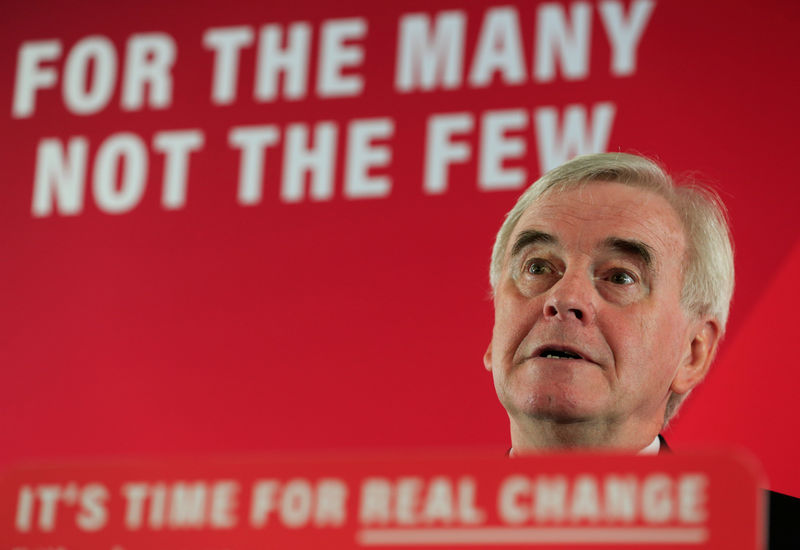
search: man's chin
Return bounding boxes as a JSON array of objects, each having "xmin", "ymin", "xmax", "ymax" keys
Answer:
[
  {"xmin": 508, "ymin": 390, "xmax": 609, "ymax": 424},
  {"xmin": 519, "ymin": 406, "xmax": 600, "ymax": 424}
]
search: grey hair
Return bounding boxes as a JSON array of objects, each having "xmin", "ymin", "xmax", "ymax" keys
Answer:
[{"xmin": 488, "ymin": 152, "xmax": 735, "ymax": 422}]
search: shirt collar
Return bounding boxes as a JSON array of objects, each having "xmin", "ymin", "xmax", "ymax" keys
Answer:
[{"xmin": 637, "ymin": 435, "xmax": 661, "ymax": 455}]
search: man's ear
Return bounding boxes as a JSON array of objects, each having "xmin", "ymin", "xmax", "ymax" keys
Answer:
[
  {"xmin": 670, "ymin": 318, "xmax": 722, "ymax": 395},
  {"xmin": 483, "ymin": 343, "xmax": 493, "ymax": 372}
]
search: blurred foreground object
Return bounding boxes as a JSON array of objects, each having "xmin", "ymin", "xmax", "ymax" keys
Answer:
[{"xmin": 0, "ymin": 450, "xmax": 765, "ymax": 549}]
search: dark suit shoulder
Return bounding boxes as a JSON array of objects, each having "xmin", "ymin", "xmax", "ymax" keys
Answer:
[{"xmin": 768, "ymin": 489, "xmax": 800, "ymax": 548}]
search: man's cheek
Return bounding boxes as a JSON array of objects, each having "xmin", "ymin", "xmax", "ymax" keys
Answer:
[{"xmin": 500, "ymin": 299, "xmax": 538, "ymax": 336}]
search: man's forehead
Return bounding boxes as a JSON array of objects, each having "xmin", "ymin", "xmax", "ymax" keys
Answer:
[{"xmin": 508, "ymin": 183, "xmax": 686, "ymax": 259}]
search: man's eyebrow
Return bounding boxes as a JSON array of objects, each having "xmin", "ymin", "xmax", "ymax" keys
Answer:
[
  {"xmin": 602, "ymin": 237, "xmax": 654, "ymax": 267},
  {"xmin": 511, "ymin": 230, "xmax": 557, "ymax": 257}
]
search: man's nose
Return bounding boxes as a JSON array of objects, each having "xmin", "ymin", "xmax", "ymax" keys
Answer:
[{"xmin": 542, "ymin": 270, "xmax": 596, "ymax": 324}]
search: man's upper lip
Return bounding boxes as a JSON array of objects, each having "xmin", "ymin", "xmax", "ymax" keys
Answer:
[{"xmin": 531, "ymin": 344, "xmax": 596, "ymax": 364}]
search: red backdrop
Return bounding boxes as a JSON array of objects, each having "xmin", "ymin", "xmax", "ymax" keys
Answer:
[{"xmin": 2, "ymin": 0, "xmax": 798, "ymax": 497}]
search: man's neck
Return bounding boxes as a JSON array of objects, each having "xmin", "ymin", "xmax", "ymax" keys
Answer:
[
  {"xmin": 509, "ymin": 435, "xmax": 660, "ymax": 457},
  {"xmin": 508, "ymin": 416, "xmax": 661, "ymax": 452}
]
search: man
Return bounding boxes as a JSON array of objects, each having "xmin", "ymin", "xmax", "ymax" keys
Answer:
[{"xmin": 483, "ymin": 152, "xmax": 797, "ymax": 545}]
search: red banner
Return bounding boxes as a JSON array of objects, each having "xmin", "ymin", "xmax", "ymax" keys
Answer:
[{"xmin": 0, "ymin": 451, "xmax": 764, "ymax": 549}]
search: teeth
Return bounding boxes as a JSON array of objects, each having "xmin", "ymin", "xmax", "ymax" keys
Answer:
[{"xmin": 542, "ymin": 352, "xmax": 580, "ymax": 359}]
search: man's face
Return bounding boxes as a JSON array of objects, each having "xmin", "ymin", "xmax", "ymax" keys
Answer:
[{"xmin": 485, "ymin": 182, "xmax": 698, "ymax": 434}]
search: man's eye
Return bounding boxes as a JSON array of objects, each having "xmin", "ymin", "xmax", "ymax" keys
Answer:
[
  {"xmin": 526, "ymin": 261, "xmax": 553, "ymax": 275},
  {"xmin": 608, "ymin": 271, "xmax": 636, "ymax": 285}
]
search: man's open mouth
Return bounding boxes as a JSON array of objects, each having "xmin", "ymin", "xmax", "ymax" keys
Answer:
[{"xmin": 538, "ymin": 347, "xmax": 583, "ymax": 360}]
